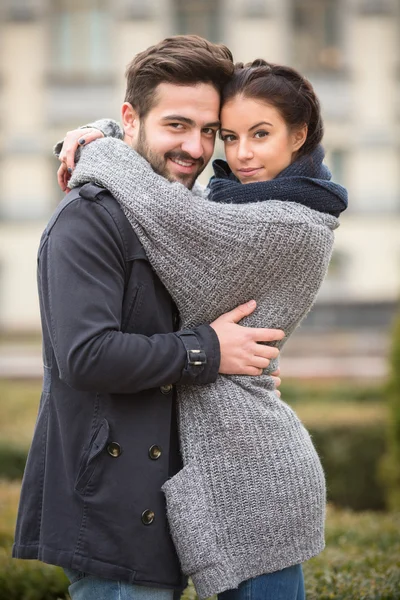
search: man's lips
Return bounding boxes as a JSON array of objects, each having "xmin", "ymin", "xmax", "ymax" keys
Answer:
[{"xmin": 168, "ymin": 157, "xmax": 200, "ymax": 173}]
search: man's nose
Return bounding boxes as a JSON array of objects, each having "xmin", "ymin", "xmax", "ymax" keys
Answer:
[
  {"xmin": 181, "ymin": 132, "xmax": 203, "ymax": 160},
  {"xmin": 237, "ymin": 139, "xmax": 253, "ymax": 161}
]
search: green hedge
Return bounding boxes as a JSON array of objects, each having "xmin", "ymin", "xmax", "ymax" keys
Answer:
[
  {"xmin": 380, "ymin": 311, "xmax": 400, "ymax": 510},
  {"xmin": 303, "ymin": 507, "xmax": 400, "ymax": 600},
  {"xmin": 0, "ymin": 551, "xmax": 69, "ymax": 600},
  {"xmin": 310, "ymin": 423, "xmax": 386, "ymax": 511},
  {"xmin": 280, "ymin": 381, "xmax": 384, "ymax": 405},
  {"xmin": 0, "ymin": 442, "xmax": 29, "ymax": 481}
]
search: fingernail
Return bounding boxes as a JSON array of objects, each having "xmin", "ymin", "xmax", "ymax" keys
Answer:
[
  {"xmin": 67, "ymin": 168, "xmax": 72, "ymax": 174},
  {"xmin": 247, "ymin": 300, "xmax": 256, "ymax": 308},
  {"xmin": 78, "ymin": 138, "xmax": 86, "ymax": 145}
]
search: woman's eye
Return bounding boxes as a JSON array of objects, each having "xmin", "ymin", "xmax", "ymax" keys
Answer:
[
  {"xmin": 221, "ymin": 134, "xmax": 236, "ymax": 142},
  {"xmin": 254, "ymin": 130, "xmax": 269, "ymax": 139}
]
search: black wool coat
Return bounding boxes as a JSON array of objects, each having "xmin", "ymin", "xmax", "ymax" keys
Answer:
[{"xmin": 13, "ymin": 184, "xmax": 220, "ymax": 589}]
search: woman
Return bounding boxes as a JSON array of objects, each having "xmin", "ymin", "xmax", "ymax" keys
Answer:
[{"xmin": 60, "ymin": 60, "xmax": 347, "ymax": 600}]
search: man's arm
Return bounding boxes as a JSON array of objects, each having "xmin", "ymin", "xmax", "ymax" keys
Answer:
[
  {"xmin": 41, "ymin": 195, "xmax": 219, "ymax": 394},
  {"xmin": 41, "ymin": 194, "xmax": 283, "ymax": 395}
]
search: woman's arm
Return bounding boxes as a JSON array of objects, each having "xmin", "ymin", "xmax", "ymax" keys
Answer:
[{"xmin": 54, "ymin": 119, "xmax": 123, "ymax": 190}]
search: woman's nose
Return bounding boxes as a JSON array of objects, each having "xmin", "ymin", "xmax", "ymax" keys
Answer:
[{"xmin": 237, "ymin": 140, "xmax": 253, "ymax": 161}]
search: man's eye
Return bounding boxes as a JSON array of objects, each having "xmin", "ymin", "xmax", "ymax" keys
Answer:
[
  {"xmin": 169, "ymin": 123, "xmax": 184, "ymax": 129},
  {"xmin": 254, "ymin": 130, "xmax": 269, "ymax": 139},
  {"xmin": 203, "ymin": 128, "xmax": 217, "ymax": 136}
]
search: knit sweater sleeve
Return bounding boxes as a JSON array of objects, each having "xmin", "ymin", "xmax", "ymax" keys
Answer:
[
  {"xmin": 53, "ymin": 119, "xmax": 123, "ymax": 157},
  {"xmin": 69, "ymin": 138, "xmax": 338, "ymax": 338}
]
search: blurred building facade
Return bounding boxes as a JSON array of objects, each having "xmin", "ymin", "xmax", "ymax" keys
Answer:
[{"xmin": 0, "ymin": 0, "xmax": 399, "ymax": 332}]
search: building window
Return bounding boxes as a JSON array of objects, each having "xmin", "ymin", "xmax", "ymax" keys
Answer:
[
  {"xmin": 1, "ymin": 0, "xmax": 42, "ymax": 21},
  {"xmin": 291, "ymin": 0, "xmax": 343, "ymax": 73},
  {"xmin": 49, "ymin": 0, "xmax": 112, "ymax": 81},
  {"xmin": 242, "ymin": 0, "xmax": 270, "ymax": 18},
  {"xmin": 173, "ymin": 0, "xmax": 221, "ymax": 42},
  {"xmin": 117, "ymin": 0, "xmax": 155, "ymax": 19},
  {"xmin": 357, "ymin": 0, "xmax": 393, "ymax": 15}
]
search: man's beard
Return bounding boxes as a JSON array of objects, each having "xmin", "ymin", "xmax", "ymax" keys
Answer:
[{"xmin": 135, "ymin": 125, "xmax": 205, "ymax": 190}]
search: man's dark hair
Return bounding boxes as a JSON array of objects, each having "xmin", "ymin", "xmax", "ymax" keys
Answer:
[{"xmin": 125, "ymin": 35, "xmax": 234, "ymax": 118}]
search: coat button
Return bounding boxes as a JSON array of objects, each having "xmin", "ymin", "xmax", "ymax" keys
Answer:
[
  {"xmin": 148, "ymin": 445, "xmax": 162, "ymax": 460},
  {"xmin": 107, "ymin": 442, "xmax": 122, "ymax": 458},
  {"xmin": 141, "ymin": 509, "xmax": 155, "ymax": 525},
  {"xmin": 160, "ymin": 384, "xmax": 173, "ymax": 395}
]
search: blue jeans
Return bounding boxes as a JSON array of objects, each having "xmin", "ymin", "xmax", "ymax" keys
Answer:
[
  {"xmin": 65, "ymin": 564, "xmax": 305, "ymax": 600},
  {"xmin": 64, "ymin": 569, "xmax": 177, "ymax": 600},
  {"xmin": 219, "ymin": 565, "xmax": 305, "ymax": 600}
]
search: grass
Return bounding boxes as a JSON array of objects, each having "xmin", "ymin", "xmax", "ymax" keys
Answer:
[{"xmin": 303, "ymin": 506, "xmax": 400, "ymax": 599}]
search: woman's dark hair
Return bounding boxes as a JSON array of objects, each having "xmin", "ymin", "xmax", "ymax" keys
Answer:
[{"xmin": 222, "ymin": 59, "xmax": 323, "ymax": 156}]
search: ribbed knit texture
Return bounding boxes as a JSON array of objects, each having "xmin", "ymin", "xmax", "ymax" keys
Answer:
[
  {"xmin": 210, "ymin": 145, "xmax": 348, "ymax": 217},
  {"xmin": 69, "ymin": 138, "xmax": 338, "ymax": 598}
]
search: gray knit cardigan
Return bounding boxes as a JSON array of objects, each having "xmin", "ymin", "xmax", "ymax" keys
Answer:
[{"xmin": 69, "ymin": 138, "xmax": 338, "ymax": 598}]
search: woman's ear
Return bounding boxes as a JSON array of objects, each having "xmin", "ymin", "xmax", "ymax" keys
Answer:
[
  {"xmin": 292, "ymin": 124, "xmax": 308, "ymax": 152},
  {"xmin": 122, "ymin": 102, "xmax": 139, "ymax": 142}
]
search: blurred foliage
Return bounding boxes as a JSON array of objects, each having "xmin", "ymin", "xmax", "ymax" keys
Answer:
[
  {"xmin": 0, "ymin": 442, "xmax": 28, "ymax": 481},
  {"xmin": 0, "ymin": 380, "xmax": 41, "ymax": 448},
  {"xmin": 380, "ymin": 311, "xmax": 400, "ymax": 510},
  {"xmin": 310, "ymin": 425, "xmax": 386, "ymax": 511},
  {"xmin": 280, "ymin": 380, "xmax": 384, "ymax": 405},
  {"xmin": 0, "ymin": 550, "xmax": 69, "ymax": 600},
  {"xmin": 1, "ymin": 480, "xmax": 399, "ymax": 600},
  {"xmin": 0, "ymin": 480, "xmax": 68, "ymax": 600},
  {"xmin": 302, "ymin": 506, "xmax": 400, "ymax": 600}
]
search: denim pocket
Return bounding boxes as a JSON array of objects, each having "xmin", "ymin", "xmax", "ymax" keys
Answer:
[{"xmin": 162, "ymin": 462, "xmax": 219, "ymax": 575}]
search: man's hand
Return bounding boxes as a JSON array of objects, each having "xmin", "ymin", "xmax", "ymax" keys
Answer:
[
  {"xmin": 210, "ymin": 300, "xmax": 285, "ymax": 376},
  {"xmin": 57, "ymin": 128, "xmax": 104, "ymax": 191}
]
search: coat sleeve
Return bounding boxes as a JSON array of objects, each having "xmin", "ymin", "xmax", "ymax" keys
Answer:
[{"xmin": 39, "ymin": 196, "xmax": 220, "ymax": 394}]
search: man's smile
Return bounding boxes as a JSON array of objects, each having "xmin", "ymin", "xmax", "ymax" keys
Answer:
[{"xmin": 167, "ymin": 152, "xmax": 204, "ymax": 175}]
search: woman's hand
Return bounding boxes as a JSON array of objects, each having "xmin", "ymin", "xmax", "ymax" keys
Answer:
[
  {"xmin": 271, "ymin": 368, "xmax": 281, "ymax": 397},
  {"xmin": 57, "ymin": 127, "xmax": 104, "ymax": 191}
]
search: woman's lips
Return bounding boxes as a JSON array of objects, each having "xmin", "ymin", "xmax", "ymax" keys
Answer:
[{"xmin": 237, "ymin": 167, "xmax": 263, "ymax": 177}]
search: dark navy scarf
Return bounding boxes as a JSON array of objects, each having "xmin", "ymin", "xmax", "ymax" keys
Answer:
[{"xmin": 209, "ymin": 145, "xmax": 348, "ymax": 217}]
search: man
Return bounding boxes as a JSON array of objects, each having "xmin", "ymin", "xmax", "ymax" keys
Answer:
[{"xmin": 13, "ymin": 35, "xmax": 283, "ymax": 600}]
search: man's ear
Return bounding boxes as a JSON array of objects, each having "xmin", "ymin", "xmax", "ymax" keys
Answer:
[
  {"xmin": 122, "ymin": 102, "xmax": 139, "ymax": 141},
  {"xmin": 292, "ymin": 124, "xmax": 308, "ymax": 152}
]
